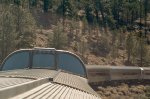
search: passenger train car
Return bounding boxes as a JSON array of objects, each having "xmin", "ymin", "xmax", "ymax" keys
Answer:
[
  {"xmin": 0, "ymin": 48, "xmax": 100, "ymax": 99},
  {"xmin": 87, "ymin": 65, "xmax": 150, "ymax": 84}
]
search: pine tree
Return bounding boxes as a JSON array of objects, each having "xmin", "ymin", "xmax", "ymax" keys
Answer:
[
  {"xmin": 43, "ymin": 0, "xmax": 49, "ymax": 12},
  {"xmin": 0, "ymin": 5, "xmax": 17, "ymax": 60},
  {"xmin": 126, "ymin": 33, "xmax": 134, "ymax": 62},
  {"xmin": 48, "ymin": 22, "xmax": 67, "ymax": 49},
  {"xmin": 57, "ymin": 0, "xmax": 74, "ymax": 18},
  {"xmin": 13, "ymin": 7, "xmax": 36, "ymax": 48}
]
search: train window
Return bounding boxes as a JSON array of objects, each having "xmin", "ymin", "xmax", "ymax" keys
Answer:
[
  {"xmin": 2, "ymin": 51, "xmax": 29, "ymax": 70},
  {"xmin": 58, "ymin": 53, "xmax": 86, "ymax": 77},
  {"xmin": 32, "ymin": 53, "xmax": 55, "ymax": 68}
]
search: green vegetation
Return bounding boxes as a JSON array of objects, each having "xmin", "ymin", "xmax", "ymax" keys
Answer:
[
  {"xmin": 0, "ymin": 2, "xmax": 36, "ymax": 61},
  {"xmin": 47, "ymin": 22, "xmax": 67, "ymax": 49},
  {"xmin": 146, "ymin": 86, "xmax": 150, "ymax": 98},
  {"xmin": 0, "ymin": 0, "xmax": 150, "ymax": 66}
]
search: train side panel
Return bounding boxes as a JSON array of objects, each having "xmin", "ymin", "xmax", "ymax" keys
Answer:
[
  {"xmin": 142, "ymin": 67, "xmax": 150, "ymax": 79},
  {"xmin": 86, "ymin": 65, "xmax": 143, "ymax": 83},
  {"xmin": 110, "ymin": 67, "xmax": 141, "ymax": 81},
  {"xmin": 87, "ymin": 65, "xmax": 110, "ymax": 83}
]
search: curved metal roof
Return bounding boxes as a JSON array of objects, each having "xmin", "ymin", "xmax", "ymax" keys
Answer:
[
  {"xmin": 0, "ymin": 69, "xmax": 100, "ymax": 99},
  {"xmin": 12, "ymin": 82, "xmax": 100, "ymax": 99}
]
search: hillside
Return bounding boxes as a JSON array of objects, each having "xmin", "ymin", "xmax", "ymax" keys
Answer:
[
  {"xmin": 33, "ymin": 10, "xmax": 150, "ymax": 66},
  {"xmin": 0, "ymin": 0, "xmax": 150, "ymax": 66},
  {"xmin": 96, "ymin": 82, "xmax": 150, "ymax": 99},
  {"xmin": 35, "ymin": 28, "xmax": 128, "ymax": 65}
]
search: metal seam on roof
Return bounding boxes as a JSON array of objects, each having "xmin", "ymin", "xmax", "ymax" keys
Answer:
[
  {"xmin": 0, "ymin": 78, "xmax": 32, "ymax": 89},
  {"xmin": 53, "ymin": 72, "xmax": 99, "ymax": 97},
  {"xmin": 0, "ymin": 69, "xmax": 100, "ymax": 98},
  {"xmin": 12, "ymin": 82, "xmax": 100, "ymax": 99},
  {"xmin": 0, "ymin": 69, "xmax": 58, "ymax": 80}
]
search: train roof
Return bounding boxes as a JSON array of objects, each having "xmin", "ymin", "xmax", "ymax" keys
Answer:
[
  {"xmin": 0, "ymin": 69, "xmax": 99, "ymax": 98},
  {"xmin": 0, "ymin": 48, "xmax": 100, "ymax": 99}
]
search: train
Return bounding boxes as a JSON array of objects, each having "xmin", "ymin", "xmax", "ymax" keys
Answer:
[
  {"xmin": 0, "ymin": 48, "xmax": 149, "ymax": 98},
  {"xmin": 0, "ymin": 48, "xmax": 100, "ymax": 99},
  {"xmin": 87, "ymin": 65, "xmax": 150, "ymax": 84}
]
